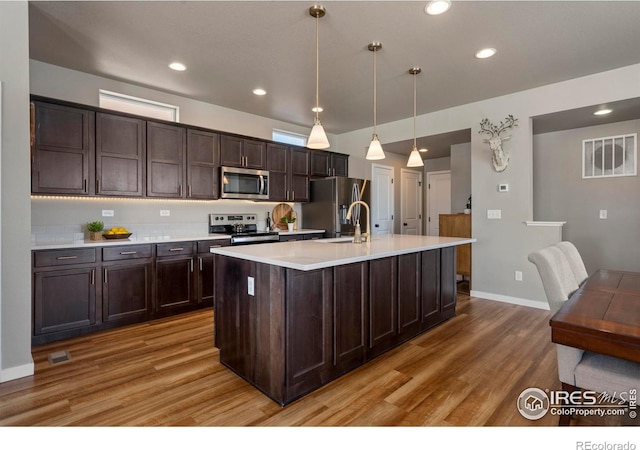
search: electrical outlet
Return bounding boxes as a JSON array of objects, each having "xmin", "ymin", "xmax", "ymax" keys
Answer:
[
  {"xmin": 247, "ymin": 276, "xmax": 255, "ymax": 296},
  {"xmin": 515, "ymin": 271, "xmax": 523, "ymax": 281},
  {"xmin": 487, "ymin": 209, "xmax": 502, "ymax": 219},
  {"xmin": 599, "ymin": 210, "xmax": 607, "ymax": 219},
  {"xmin": 160, "ymin": 210, "xmax": 170, "ymax": 217},
  {"xmin": 102, "ymin": 210, "xmax": 114, "ymax": 217}
]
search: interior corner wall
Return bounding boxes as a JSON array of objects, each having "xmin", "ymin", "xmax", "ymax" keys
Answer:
[
  {"xmin": 533, "ymin": 119, "xmax": 640, "ymax": 275},
  {"xmin": 0, "ymin": 1, "xmax": 34, "ymax": 382}
]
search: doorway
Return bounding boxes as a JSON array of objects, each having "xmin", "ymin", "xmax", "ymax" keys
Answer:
[
  {"xmin": 400, "ymin": 168, "xmax": 423, "ymax": 235},
  {"xmin": 371, "ymin": 163, "xmax": 394, "ymax": 235},
  {"xmin": 426, "ymin": 170, "xmax": 451, "ymax": 236}
]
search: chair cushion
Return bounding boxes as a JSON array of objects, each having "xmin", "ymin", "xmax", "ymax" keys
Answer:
[
  {"xmin": 555, "ymin": 241, "xmax": 589, "ymax": 286},
  {"xmin": 574, "ymin": 352, "xmax": 640, "ymax": 398}
]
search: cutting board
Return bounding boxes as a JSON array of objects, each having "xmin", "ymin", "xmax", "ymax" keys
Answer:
[{"xmin": 272, "ymin": 203, "xmax": 293, "ymax": 230}]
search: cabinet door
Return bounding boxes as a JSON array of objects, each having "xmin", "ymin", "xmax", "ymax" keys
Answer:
[
  {"xmin": 333, "ymin": 262, "xmax": 368, "ymax": 374},
  {"xmin": 421, "ymin": 249, "xmax": 441, "ymax": 329},
  {"xmin": 267, "ymin": 143, "xmax": 288, "ymax": 202},
  {"xmin": 96, "ymin": 113, "xmax": 145, "ymax": 197},
  {"xmin": 198, "ymin": 254, "xmax": 215, "ymax": 306},
  {"xmin": 289, "ymin": 146, "xmax": 309, "ymax": 202},
  {"xmin": 397, "ymin": 252, "xmax": 422, "ymax": 339},
  {"xmin": 285, "ymin": 268, "xmax": 333, "ymax": 399},
  {"xmin": 147, "ymin": 122, "xmax": 186, "ymax": 198},
  {"xmin": 187, "ymin": 129, "xmax": 219, "ymax": 199},
  {"xmin": 33, "ymin": 266, "xmax": 97, "ymax": 335},
  {"xmin": 103, "ymin": 261, "xmax": 151, "ymax": 322},
  {"xmin": 440, "ymin": 246, "xmax": 457, "ymax": 320},
  {"xmin": 331, "ymin": 153, "xmax": 349, "ymax": 177},
  {"xmin": 155, "ymin": 257, "xmax": 196, "ymax": 311},
  {"xmin": 309, "ymin": 150, "xmax": 330, "ymax": 177},
  {"xmin": 32, "ymin": 102, "xmax": 94, "ymax": 195},
  {"xmin": 368, "ymin": 257, "xmax": 397, "ymax": 358},
  {"xmin": 219, "ymin": 135, "xmax": 244, "ymax": 167},
  {"xmin": 243, "ymin": 139, "xmax": 267, "ymax": 170}
]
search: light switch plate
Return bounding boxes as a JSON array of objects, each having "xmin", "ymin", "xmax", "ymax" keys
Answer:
[
  {"xmin": 487, "ymin": 209, "xmax": 502, "ymax": 219},
  {"xmin": 599, "ymin": 210, "xmax": 607, "ymax": 219}
]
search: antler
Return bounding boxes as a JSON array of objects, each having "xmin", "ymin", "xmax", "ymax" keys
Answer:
[{"xmin": 478, "ymin": 115, "xmax": 518, "ymax": 137}]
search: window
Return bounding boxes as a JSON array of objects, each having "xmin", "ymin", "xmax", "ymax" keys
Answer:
[
  {"xmin": 272, "ymin": 129, "xmax": 307, "ymax": 147},
  {"xmin": 582, "ymin": 133, "xmax": 637, "ymax": 179},
  {"xmin": 98, "ymin": 90, "xmax": 179, "ymax": 122}
]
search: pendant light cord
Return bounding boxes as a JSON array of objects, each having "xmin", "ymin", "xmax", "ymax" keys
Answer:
[
  {"xmin": 315, "ymin": 13, "xmax": 320, "ymax": 121},
  {"xmin": 413, "ymin": 71, "xmax": 417, "ymax": 149},
  {"xmin": 373, "ymin": 47, "xmax": 377, "ymax": 135}
]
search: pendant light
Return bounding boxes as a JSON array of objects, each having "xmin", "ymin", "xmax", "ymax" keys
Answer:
[
  {"xmin": 307, "ymin": 5, "xmax": 330, "ymax": 149},
  {"xmin": 366, "ymin": 42, "xmax": 385, "ymax": 160},
  {"xmin": 407, "ymin": 67, "xmax": 425, "ymax": 167}
]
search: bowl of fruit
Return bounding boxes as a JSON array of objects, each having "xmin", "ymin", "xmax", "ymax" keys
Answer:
[{"xmin": 102, "ymin": 226, "xmax": 132, "ymax": 240}]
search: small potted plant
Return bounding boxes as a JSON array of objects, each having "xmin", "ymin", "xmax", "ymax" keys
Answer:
[
  {"xmin": 281, "ymin": 215, "xmax": 296, "ymax": 233},
  {"xmin": 86, "ymin": 221, "xmax": 104, "ymax": 241}
]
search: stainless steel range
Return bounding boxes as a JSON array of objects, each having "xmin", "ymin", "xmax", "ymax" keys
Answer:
[{"xmin": 209, "ymin": 213, "xmax": 280, "ymax": 245}]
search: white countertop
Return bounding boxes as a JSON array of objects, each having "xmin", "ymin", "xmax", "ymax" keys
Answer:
[
  {"xmin": 210, "ymin": 234, "xmax": 476, "ymax": 271},
  {"xmin": 31, "ymin": 229, "xmax": 326, "ymax": 250}
]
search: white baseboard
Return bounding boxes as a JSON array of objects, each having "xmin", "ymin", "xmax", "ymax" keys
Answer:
[
  {"xmin": 0, "ymin": 361, "xmax": 34, "ymax": 383},
  {"xmin": 470, "ymin": 290, "xmax": 550, "ymax": 310}
]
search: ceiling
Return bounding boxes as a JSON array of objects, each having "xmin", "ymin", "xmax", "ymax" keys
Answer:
[{"xmin": 28, "ymin": 1, "xmax": 640, "ymax": 159}]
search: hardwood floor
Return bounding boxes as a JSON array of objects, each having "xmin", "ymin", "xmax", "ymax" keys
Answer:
[{"xmin": 0, "ymin": 293, "xmax": 632, "ymax": 427}]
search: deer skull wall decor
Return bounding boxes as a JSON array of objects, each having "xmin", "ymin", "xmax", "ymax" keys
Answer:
[{"xmin": 479, "ymin": 115, "xmax": 519, "ymax": 172}]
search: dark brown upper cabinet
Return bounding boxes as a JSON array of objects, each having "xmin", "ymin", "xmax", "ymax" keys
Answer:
[
  {"xmin": 186, "ymin": 129, "xmax": 220, "ymax": 200},
  {"xmin": 96, "ymin": 113, "xmax": 145, "ymax": 197},
  {"xmin": 31, "ymin": 101, "xmax": 95, "ymax": 195},
  {"xmin": 309, "ymin": 150, "xmax": 349, "ymax": 178},
  {"xmin": 267, "ymin": 143, "xmax": 309, "ymax": 202},
  {"xmin": 146, "ymin": 121, "xmax": 186, "ymax": 198},
  {"xmin": 220, "ymin": 135, "xmax": 266, "ymax": 170}
]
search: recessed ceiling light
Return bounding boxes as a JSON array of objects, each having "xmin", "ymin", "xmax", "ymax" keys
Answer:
[
  {"xmin": 425, "ymin": 0, "xmax": 451, "ymax": 15},
  {"xmin": 594, "ymin": 108, "xmax": 612, "ymax": 116},
  {"xmin": 312, "ymin": 106, "xmax": 324, "ymax": 113},
  {"xmin": 169, "ymin": 62, "xmax": 186, "ymax": 71},
  {"xmin": 252, "ymin": 88, "xmax": 267, "ymax": 96},
  {"xmin": 419, "ymin": 148, "xmax": 429, "ymax": 153},
  {"xmin": 475, "ymin": 48, "xmax": 497, "ymax": 59}
]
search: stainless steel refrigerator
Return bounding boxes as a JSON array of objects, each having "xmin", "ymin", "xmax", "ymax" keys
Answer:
[{"xmin": 301, "ymin": 177, "xmax": 370, "ymax": 238}]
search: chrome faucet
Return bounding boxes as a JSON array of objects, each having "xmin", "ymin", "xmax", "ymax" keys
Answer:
[{"xmin": 346, "ymin": 201, "xmax": 370, "ymax": 243}]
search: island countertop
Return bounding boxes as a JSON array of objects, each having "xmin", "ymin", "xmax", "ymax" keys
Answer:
[{"xmin": 210, "ymin": 234, "xmax": 476, "ymax": 271}]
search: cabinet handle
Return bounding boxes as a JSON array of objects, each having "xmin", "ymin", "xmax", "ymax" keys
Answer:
[
  {"xmin": 119, "ymin": 251, "xmax": 137, "ymax": 255},
  {"xmin": 179, "ymin": 185, "xmax": 183, "ymax": 197},
  {"xmin": 190, "ymin": 259, "xmax": 194, "ymax": 272},
  {"xmin": 292, "ymin": 191, "xmax": 295, "ymax": 201},
  {"xmin": 103, "ymin": 268, "xmax": 108, "ymax": 284},
  {"xmin": 96, "ymin": 179, "xmax": 100, "ymax": 193},
  {"xmin": 199, "ymin": 257, "xmax": 203, "ymax": 271},
  {"xmin": 188, "ymin": 185, "xmax": 192, "ymax": 198},
  {"xmin": 83, "ymin": 179, "xmax": 87, "ymax": 192},
  {"xmin": 91, "ymin": 269, "xmax": 95, "ymax": 285},
  {"xmin": 56, "ymin": 255, "xmax": 78, "ymax": 260},
  {"xmin": 169, "ymin": 247, "xmax": 184, "ymax": 252}
]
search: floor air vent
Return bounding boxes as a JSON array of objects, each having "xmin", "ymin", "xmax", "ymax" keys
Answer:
[{"xmin": 47, "ymin": 350, "xmax": 71, "ymax": 365}]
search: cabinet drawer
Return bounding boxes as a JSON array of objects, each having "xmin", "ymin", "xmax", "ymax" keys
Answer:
[
  {"xmin": 34, "ymin": 248, "xmax": 97, "ymax": 267},
  {"xmin": 156, "ymin": 242, "xmax": 194, "ymax": 257},
  {"xmin": 197, "ymin": 239, "xmax": 230, "ymax": 253},
  {"xmin": 102, "ymin": 244, "xmax": 152, "ymax": 261},
  {"xmin": 304, "ymin": 233, "xmax": 324, "ymax": 240}
]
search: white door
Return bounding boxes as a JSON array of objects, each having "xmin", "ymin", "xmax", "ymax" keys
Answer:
[
  {"xmin": 426, "ymin": 171, "xmax": 451, "ymax": 236},
  {"xmin": 401, "ymin": 168, "xmax": 423, "ymax": 235},
  {"xmin": 371, "ymin": 163, "xmax": 394, "ymax": 235}
]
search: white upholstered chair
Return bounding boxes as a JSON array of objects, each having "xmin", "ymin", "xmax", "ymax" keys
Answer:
[
  {"xmin": 528, "ymin": 243, "xmax": 640, "ymax": 425},
  {"xmin": 555, "ymin": 241, "xmax": 589, "ymax": 286}
]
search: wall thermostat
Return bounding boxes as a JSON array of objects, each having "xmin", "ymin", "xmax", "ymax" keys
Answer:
[{"xmin": 498, "ymin": 184, "xmax": 509, "ymax": 192}]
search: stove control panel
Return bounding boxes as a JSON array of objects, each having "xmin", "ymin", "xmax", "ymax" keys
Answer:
[{"xmin": 209, "ymin": 213, "xmax": 258, "ymax": 226}]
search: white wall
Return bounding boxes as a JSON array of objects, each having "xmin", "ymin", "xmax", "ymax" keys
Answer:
[
  {"xmin": 0, "ymin": 2, "xmax": 34, "ymax": 382},
  {"xmin": 337, "ymin": 63, "xmax": 640, "ymax": 308}
]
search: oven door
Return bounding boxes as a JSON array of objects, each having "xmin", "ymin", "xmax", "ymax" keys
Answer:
[{"xmin": 220, "ymin": 166, "xmax": 269, "ymax": 200}]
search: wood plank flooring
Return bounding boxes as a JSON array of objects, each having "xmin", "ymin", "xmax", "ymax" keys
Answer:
[{"xmin": 0, "ymin": 293, "xmax": 632, "ymax": 427}]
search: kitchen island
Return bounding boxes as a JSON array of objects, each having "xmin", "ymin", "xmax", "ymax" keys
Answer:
[{"xmin": 211, "ymin": 234, "xmax": 475, "ymax": 405}]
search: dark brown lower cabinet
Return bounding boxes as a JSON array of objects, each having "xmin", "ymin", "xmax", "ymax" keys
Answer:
[
  {"xmin": 102, "ymin": 261, "xmax": 152, "ymax": 323},
  {"xmin": 155, "ymin": 257, "xmax": 196, "ymax": 313},
  {"xmin": 33, "ymin": 267, "xmax": 97, "ymax": 339},
  {"xmin": 215, "ymin": 246, "xmax": 458, "ymax": 406}
]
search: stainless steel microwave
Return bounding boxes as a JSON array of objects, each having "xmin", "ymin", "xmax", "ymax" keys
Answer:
[{"xmin": 220, "ymin": 166, "xmax": 269, "ymax": 200}]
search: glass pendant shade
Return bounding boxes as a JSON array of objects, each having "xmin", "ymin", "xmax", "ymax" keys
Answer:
[
  {"xmin": 307, "ymin": 118, "xmax": 330, "ymax": 149},
  {"xmin": 366, "ymin": 134, "xmax": 385, "ymax": 160},
  {"xmin": 407, "ymin": 146, "xmax": 424, "ymax": 167}
]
